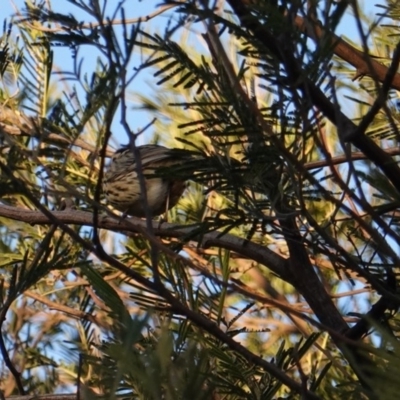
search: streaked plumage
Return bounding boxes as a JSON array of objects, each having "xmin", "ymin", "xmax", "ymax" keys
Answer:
[{"xmin": 103, "ymin": 144, "xmax": 190, "ymax": 217}]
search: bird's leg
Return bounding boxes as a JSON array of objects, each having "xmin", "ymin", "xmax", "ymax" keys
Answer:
[{"xmin": 119, "ymin": 209, "xmax": 129, "ymax": 224}]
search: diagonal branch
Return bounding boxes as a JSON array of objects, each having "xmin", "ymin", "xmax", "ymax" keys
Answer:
[
  {"xmin": 293, "ymin": 15, "xmax": 400, "ymax": 90},
  {"xmin": 226, "ymin": 0, "xmax": 400, "ymax": 208},
  {"xmin": 347, "ymin": 40, "xmax": 400, "ymax": 141},
  {"xmin": 0, "ymin": 206, "xmax": 320, "ymax": 398}
]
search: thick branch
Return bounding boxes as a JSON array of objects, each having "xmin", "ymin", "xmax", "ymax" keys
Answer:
[
  {"xmin": 0, "ymin": 205, "xmax": 289, "ymax": 281},
  {"xmin": 279, "ymin": 217, "xmax": 348, "ymax": 332},
  {"xmin": 2, "ymin": 201, "xmax": 377, "ymax": 334},
  {"xmin": 0, "ymin": 203, "xmax": 322, "ymax": 398},
  {"xmin": 293, "ymin": 15, "xmax": 400, "ymax": 91}
]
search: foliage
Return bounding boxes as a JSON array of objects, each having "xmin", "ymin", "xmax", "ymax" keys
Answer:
[{"xmin": 1, "ymin": 0, "xmax": 400, "ymax": 399}]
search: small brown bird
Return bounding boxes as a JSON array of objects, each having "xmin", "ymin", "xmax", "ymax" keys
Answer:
[{"xmin": 103, "ymin": 144, "xmax": 191, "ymax": 217}]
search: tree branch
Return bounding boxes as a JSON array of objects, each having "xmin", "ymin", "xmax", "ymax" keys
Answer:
[
  {"xmin": 0, "ymin": 204, "xmax": 289, "ymax": 281},
  {"xmin": 226, "ymin": 0, "xmax": 400, "ymax": 200},
  {"xmin": 293, "ymin": 15, "xmax": 400, "ymax": 91},
  {"xmin": 305, "ymin": 146, "xmax": 400, "ymax": 169},
  {"xmin": 0, "ymin": 201, "xmax": 322, "ymax": 397}
]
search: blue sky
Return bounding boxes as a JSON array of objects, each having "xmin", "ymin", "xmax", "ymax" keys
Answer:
[
  {"xmin": 2, "ymin": 0, "xmax": 167, "ymax": 147},
  {"xmin": 1, "ymin": 0, "xmax": 384, "ymax": 147}
]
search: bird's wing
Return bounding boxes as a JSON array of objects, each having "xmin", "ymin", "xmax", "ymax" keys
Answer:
[{"xmin": 138, "ymin": 145, "xmax": 173, "ymax": 166}]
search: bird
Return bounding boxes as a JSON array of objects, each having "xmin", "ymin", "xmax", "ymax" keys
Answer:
[{"xmin": 103, "ymin": 144, "xmax": 193, "ymax": 217}]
